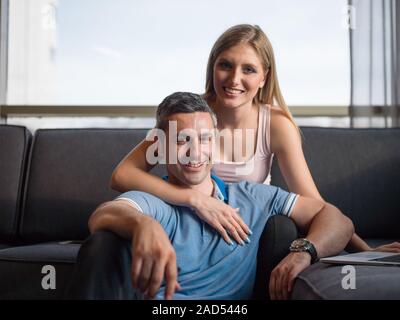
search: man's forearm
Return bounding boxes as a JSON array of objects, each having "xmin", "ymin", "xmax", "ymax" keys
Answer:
[
  {"xmin": 305, "ymin": 203, "xmax": 354, "ymax": 258},
  {"xmin": 88, "ymin": 201, "xmax": 146, "ymax": 239}
]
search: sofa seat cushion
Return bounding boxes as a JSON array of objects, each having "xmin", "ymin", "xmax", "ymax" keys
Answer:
[
  {"xmin": 0, "ymin": 242, "xmax": 81, "ymax": 263},
  {"xmin": 0, "ymin": 242, "xmax": 81, "ymax": 299},
  {"xmin": 292, "ymin": 259, "xmax": 400, "ymax": 300}
]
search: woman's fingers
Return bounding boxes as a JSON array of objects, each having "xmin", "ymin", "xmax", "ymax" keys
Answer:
[
  {"xmin": 226, "ymin": 216, "xmax": 249, "ymax": 244},
  {"xmin": 373, "ymin": 242, "xmax": 400, "ymax": 253},
  {"xmin": 195, "ymin": 198, "xmax": 252, "ymax": 245},
  {"xmin": 225, "ymin": 223, "xmax": 243, "ymax": 245},
  {"xmin": 232, "ymin": 211, "xmax": 251, "ymax": 239},
  {"xmin": 214, "ymin": 223, "xmax": 233, "ymax": 245},
  {"xmin": 382, "ymin": 247, "xmax": 400, "ymax": 253},
  {"xmin": 217, "ymin": 208, "xmax": 251, "ymax": 245},
  {"xmin": 233, "ymin": 208, "xmax": 252, "ymax": 235}
]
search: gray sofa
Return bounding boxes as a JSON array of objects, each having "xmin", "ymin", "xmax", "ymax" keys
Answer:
[{"xmin": 0, "ymin": 124, "xmax": 399, "ymax": 299}]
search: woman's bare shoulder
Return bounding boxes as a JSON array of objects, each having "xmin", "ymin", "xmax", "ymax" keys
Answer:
[
  {"xmin": 269, "ymin": 106, "xmax": 300, "ymax": 152},
  {"xmin": 269, "ymin": 106, "xmax": 294, "ymax": 129}
]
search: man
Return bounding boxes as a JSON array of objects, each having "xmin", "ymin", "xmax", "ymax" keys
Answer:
[{"xmin": 77, "ymin": 92, "xmax": 353, "ymax": 300}]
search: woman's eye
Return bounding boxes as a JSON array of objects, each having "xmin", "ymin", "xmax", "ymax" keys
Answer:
[
  {"xmin": 244, "ymin": 66, "xmax": 256, "ymax": 73},
  {"xmin": 218, "ymin": 61, "xmax": 231, "ymax": 69}
]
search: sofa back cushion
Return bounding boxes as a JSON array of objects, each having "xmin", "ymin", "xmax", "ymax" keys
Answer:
[
  {"xmin": 0, "ymin": 125, "xmax": 31, "ymax": 243},
  {"xmin": 20, "ymin": 129, "xmax": 166, "ymax": 243},
  {"xmin": 271, "ymin": 127, "xmax": 400, "ymax": 239}
]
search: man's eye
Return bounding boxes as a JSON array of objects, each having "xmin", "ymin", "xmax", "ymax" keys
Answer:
[
  {"xmin": 200, "ymin": 137, "xmax": 211, "ymax": 144},
  {"xmin": 177, "ymin": 136, "xmax": 191, "ymax": 144}
]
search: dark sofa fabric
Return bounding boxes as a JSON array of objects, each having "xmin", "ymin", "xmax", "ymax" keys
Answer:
[
  {"xmin": 271, "ymin": 127, "xmax": 400, "ymax": 239},
  {"xmin": 292, "ymin": 262, "xmax": 400, "ymax": 300},
  {"xmin": 0, "ymin": 125, "xmax": 31, "ymax": 244},
  {"xmin": 20, "ymin": 128, "xmax": 164, "ymax": 243}
]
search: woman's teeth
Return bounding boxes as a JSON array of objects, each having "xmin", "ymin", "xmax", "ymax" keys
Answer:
[{"xmin": 224, "ymin": 87, "xmax": 244, "ymax": 94}]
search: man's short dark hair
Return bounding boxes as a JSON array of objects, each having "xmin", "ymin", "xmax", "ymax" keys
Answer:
[{"xmin": 156, "ymin": 92, "xmax": 217, "ymax": 130}]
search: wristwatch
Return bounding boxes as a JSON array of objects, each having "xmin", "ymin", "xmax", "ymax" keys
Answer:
[{"xmin": 289, "ymin": 238, "xmax": 318, "ymax": 263}]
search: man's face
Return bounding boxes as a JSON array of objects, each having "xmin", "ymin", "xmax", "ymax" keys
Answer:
[{"xmin": 165, "ymin": 112, "xmax": 214, "ymax": 187}]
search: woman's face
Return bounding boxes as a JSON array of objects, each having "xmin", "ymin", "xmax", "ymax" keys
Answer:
[{"xmin": 213, "ymin": 43, "xmax": 266, "ymax": 110}]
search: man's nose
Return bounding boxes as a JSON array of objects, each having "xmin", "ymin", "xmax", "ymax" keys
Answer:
[{"xmin": 186, "ymin": 138, "xmax": 201, "ymax": 159}]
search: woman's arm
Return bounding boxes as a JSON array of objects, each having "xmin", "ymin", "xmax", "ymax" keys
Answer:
[
  {"xmin": 111, "ymin": 139, "xmax": 189, "ymax": 198},
  {"xmin": 269, "ymin": 108, "xmax": 373, "ymax": 252},
  {"xmin": 110, "ymin": 139, "xmax": 251, "ymax": 244}
]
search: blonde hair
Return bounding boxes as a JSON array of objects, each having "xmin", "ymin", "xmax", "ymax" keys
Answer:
[{"xmin": 204, "ymin": 24, "xmax": 298, "ymax": 131}]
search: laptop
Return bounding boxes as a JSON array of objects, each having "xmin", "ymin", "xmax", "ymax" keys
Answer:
[{"xmin": 321, "ymin": 251, "xmax": 400, "ymax": 266}]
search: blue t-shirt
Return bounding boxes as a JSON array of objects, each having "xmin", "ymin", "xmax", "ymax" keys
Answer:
[{"xmin": 117, "ymin": 175, "xmax": 298, "ymax": 300}]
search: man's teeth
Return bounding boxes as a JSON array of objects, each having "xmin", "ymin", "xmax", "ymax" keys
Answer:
[
  {"xmin": 224, "ymin": 87, "xmax": 244, "ymax": 94},
  {"xmin": 186, "ymin": 161, "xmax": 204, "ymax": 167}
]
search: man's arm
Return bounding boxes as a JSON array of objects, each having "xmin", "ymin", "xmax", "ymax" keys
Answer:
[
  {"xmin": 88, "ymin": 200, "xmax": 180, "ymax": 299},
  {"xmin": 288, "ymin": 197, "xmax": 354, "ymax": 258},
  {"xmin": 269, "ymin": 196, "xmax": 354, "ymax": 300}
]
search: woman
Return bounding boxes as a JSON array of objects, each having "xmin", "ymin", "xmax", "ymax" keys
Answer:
[{"xmin": 111, "ymin": 24, "xmax": 399, "ymax": 252}]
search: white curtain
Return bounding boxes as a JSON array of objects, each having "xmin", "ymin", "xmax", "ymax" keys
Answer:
[{"xmin": 349, "ymin": 0, "xmax": 400, "ymax": 127}]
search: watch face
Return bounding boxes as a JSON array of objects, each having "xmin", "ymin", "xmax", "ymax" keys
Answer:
[
  {"xmin": 290, "ymin": 238, "xmax": 318, "ymax": 262},
  {"xmin": 291, "ymin": 238, "xmax": 310, "ymax": 250}
]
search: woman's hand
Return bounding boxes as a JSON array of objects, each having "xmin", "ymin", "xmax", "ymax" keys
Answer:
[
  {"xmin": 369, "ymin": 242, "xmax": 400, "ymax": 253},
  {"xmin": 189, "ymin": 191, "xmax": 252, "ymax": 245}
]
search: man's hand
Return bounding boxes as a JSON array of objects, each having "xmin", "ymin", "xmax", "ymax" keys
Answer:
[
  {"xmin": 131, "ymin": 214, "xmax": 180, "ymax": 300},
  {"xmin": 269, "ymin": 252, "xmax": 311, "ymax": 300}
]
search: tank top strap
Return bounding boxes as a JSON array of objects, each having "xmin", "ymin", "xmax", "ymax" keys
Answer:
[{"xmin": 257, "ymin": 104, "xmax": 272, "ymax": 158}]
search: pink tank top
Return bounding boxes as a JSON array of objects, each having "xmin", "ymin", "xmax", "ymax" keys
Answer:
[{"xmin": 212, "ymin": 105, "xmax": 274, "ymax": 184}]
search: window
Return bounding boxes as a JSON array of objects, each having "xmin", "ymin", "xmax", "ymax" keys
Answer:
[{"xmin": 6, "ymin": 0, "xmax": 350, "ymax": 106}]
